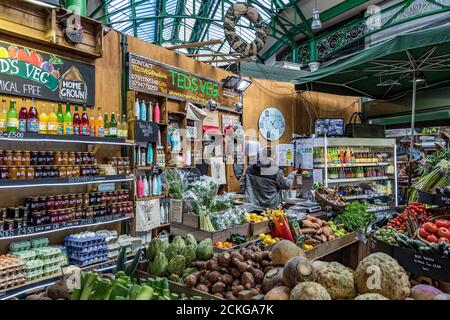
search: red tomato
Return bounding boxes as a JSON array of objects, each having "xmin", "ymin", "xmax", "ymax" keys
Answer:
[
  {"xmin": 8, "ymin": 46, "xmax": 18, "ymax": 59},
  {"xmin": 29, "ymin": 51, "xmax": 43, "ymax": 68},
  {"xmin": 418, "ymin": 228, "xmax": 430, "ymax": 239},
  {"xmin": 426, "ymin": 234, "xmax": 439, "ymax": 243},
  {"xmin": 437, "ymin": 227, "xmax": 450, "ymax": 239},
  {"xmin": 438, "ymin": 237, "xmax": 449, "ymax": 243},
  {"xmin": 435, "ymin": 219, "xmax": 450, "ymax": 229},
  {"xmin": 17, "ymin": 49, "xmax": 31, "ymax": 63},
  {"xmin": 423, "ymin": 222, "xmax": 438, "ymax": 234}
]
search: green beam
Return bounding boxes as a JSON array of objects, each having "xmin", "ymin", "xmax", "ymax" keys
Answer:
[
  {"xmin": 260, "ymin": 0, "xmax": 370, "ymax": 61},
  {"xmin": 89, "ymin": 0, "xmax": 114, "ymax": 19},
  {"xmin": 188, "ymin": 0, "xmax": 215, "ymax": 51},
  {"xmin": 171, "ymin": 0, "xmax": 187, "ymax": 42},
  {"xmin": 192, "ymin": 0, "xmax": 223, "ymax": 54},
  {"xmin": 131, "ymin": 0, "xmax": 138, "ymax": 37},
  {"xmin": 286, "ymin": 0, "xmax": 313, "ymax": 38},
  {"xmin": 96, "ymin": 0, "xmax": 149, "ymax": 21}
]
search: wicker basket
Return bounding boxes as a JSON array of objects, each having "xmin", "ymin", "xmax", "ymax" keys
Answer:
[
  {"xmin": 416, "ymin": 214, "xmax": 450, "ymax": 248},
  {"xmin": 314, "ymin": 188, "xmax": 346, "ymax": 211}
]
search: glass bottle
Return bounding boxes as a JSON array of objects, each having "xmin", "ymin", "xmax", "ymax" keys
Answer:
[
  {"xmin": 73, "ymin": 104, "xmax": 80, "ymax": 136},
  {"xmin": 63, "ymin": 102, "xmax": 73, "ymax": 135},
  {"xmin": 94, "ymin": 107, "xmax": 104, "ymax": 137},
  {"xmin": 38, "ymin": 104, "xmax": 48, "ymax": 134},
  {"xmin": 6, "ymin": 100, "xmax": 18, "ymax": 133},
  {"xmin": 81, "ymin": 104, "xmax": 89, "ymax": 136},
  {"xmin": 103, "ymin": 113, "xmax": 109, "ymax": 137},
  {"xmin": 119, "ymin": 114, "xmax": 128, "ymax": 138},
  {"xmin": 56, "ymin": 102, "xmax": 64, "ymax": 135},
  {"xmin": 89, "ymin": 115, "xmax": 95, "ymax": 137},
  {"xmin": 47, "ymin": 104, "xmax": 58, "ymax": 134},
  {"xmin": 18, "ymin": 98, "xmax": 28, "ymax": 133},
  {"xmin": 0, "ymin": 99, "xmax": 7, "ymax": 132},
  {"xmin": 109, "ymin": 112, "xmax": 118, "ymax": 138}
]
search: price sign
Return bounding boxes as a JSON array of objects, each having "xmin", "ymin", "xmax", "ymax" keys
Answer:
[
  {"xmin": 134, "ymin": 120, "xmax": 158, "ymax": 142},
  {"xmin": 0, "ymin": 132, "xmax": 24, "ymax": 139}
]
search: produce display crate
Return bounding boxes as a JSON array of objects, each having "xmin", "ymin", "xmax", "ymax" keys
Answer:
[
  {"xmin": 170, "ymin": 223, "xmax": 249, "ymax": 243},
  {"xmin": 182, "ymin": 212, "xmax": 199, "ymax": 228},
  {"xmin": 213, "ymin": 239, "xmax": 259, "ymax": 253},
  {"xmin": 305, "ymin": 232, "xmax": 358, "ymax": 261},
  {"xmin": 135, "ymin": 269, "xmax": 223, "ymax": 300},
  {"xmin": 369, "ymin": 236, "xmax": 394, "ymax": 256},
  {"xmin": 418, "ymin": 191, "xmax": 450, "ymax": 206},
  {"xmin": 248, "ymin": 221, "xmax": 270, "ymax": 236}
]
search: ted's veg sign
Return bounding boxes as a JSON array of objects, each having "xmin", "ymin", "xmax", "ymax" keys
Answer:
[{"xmin": 0, "ymin": 40, "xmax": 95, "ymax": 105}]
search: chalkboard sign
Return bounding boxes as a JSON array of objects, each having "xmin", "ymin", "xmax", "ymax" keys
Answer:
[
  {"xmin": 182, "ymin": 167, "xmax": 201, "ymax": 183},
  {"xmin": 135, "ymin": 120, "xmax": 158, "ymax": 142},
  {"xmin": 233, "ymin": 153, "xmax": 245, "ymax": 180},
  {"xmin": 393, "ymin": 246, "xmax": 450, "ymax": 282}
]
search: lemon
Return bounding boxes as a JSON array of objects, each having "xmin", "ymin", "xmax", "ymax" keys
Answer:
[
  {"xmin": 258, "ymin": 234, "xmax": 266, "ymax": 240},
  {"xmin": 0, "ymin": 47, "xmax": 8, "ymax": 59}
]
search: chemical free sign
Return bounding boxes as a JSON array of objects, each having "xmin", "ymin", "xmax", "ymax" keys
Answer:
[{"xmin": 128, "ymin": 53, "xmax": 226, "ymax": 105}]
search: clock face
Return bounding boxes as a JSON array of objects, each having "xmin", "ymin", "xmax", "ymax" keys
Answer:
[{"xmin": 258, "ymin": 107, "xmax": 286, "ymax": 141}]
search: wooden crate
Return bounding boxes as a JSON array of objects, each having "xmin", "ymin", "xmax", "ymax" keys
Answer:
[
  {"xmin": 305, "ymin": 232, "xmax": 358, "ymax": 261},
  {"xmin": 182, "ymin": 212, "xmax": 199, "ymax": 229},
  {"xmin": 171, "ymin": 223, "xmax": 249, "ymax": 243},
  {"xmin": 249, "ymin": 221, "xmax": 270, "ymax": 236},
  {"xmin": 213, "ymin": 239, "xmax": 259, "ymax": 253}
]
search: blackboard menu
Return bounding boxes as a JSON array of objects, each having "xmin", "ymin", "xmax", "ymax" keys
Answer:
[{"xmin": 134, "ymin": 120, "xmax": 158, "ymax": 142}]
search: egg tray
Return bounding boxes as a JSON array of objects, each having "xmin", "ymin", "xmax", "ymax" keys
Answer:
[
  {"xmin": 26, "ymin": 269, "xmax": 44, "ymax": 280},
  {"xmin": 30, "ymin": 237, "xmax": 49, "ymax": 248},
  {"xmin": 68, "ymin": 249, "xmax": 107, "ymax": 260},
  {"xmin": 0, "ymin": 261, "xmax": 26, "ymax": 273},
  {"xmin": 33, "ymin": 247, "xmax": 62, "ymax": 260},
  {"xmin": 0, "ymin": 276, "xmax": 26, "ymax": 290},
  {"xmin": 25, "ymin": 259, "xmax": 45, "ymax": 272},
  {"xmin": 68, "ymin": 254, "xmax": 108, "ymax": 268},
  {"xmin": 64, "ymin": 235, "xmax": 106, "ymax": 247},
  {"xmin": 43, "ymin": 265, "xmax": 61, "ymax": 276},
  {"xmin": 13, "ymin": 250, "xmax": 37, "ymax": 262},
  {"xmin": 65, "ymin": 243, "xmax": 107, "ymax": 254},
  {"xmin": 9, "ymin": 240, "xmax": 32, "ymax": 253}
]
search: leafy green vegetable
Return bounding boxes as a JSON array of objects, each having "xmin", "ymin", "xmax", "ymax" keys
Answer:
[
  {"xmin": 196, "ymin": 238, "xmax": 213, "ymax": 261},
  {"xmin": 337, "ymin": 202, "xmax": 375, "ymax": 232},
  {"xmin": 167, "ymin": 255, "xmax": 186, "ymax": 276}
]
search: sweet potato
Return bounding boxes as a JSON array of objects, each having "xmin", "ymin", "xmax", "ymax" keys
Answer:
[
  {"xmin": 242, "ymin": 249, "xmax": 254, "ymax": 261},
  {"xmin": 207, "ymin": 259, "xmax": 221, "ymax": 271},
  {"xmin": 301, "ymin": 228, "xmax": 317, "ymax": 235},
  {"xmin": 241, "ymin": 272, "xmax": 255, "ymax": 290},
  {"xmin": 232, "ymin": 279, "xmax": 240, "ymax": 286},
  {"xmin": 261, "ymin": 260, "xmax": 270, "ymax": 268},
  {"xmin": 212, "ymin": 282, "xmax": 226, "ymax": 294},
  {"xmin": 302, "ymin": 220, "xmax": 317, "ymax": 229}
]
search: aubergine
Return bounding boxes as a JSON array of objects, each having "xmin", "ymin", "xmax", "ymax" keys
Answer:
[{"xmin": 444, "ymin": 186, "xmax": 450, "ymax": 195}]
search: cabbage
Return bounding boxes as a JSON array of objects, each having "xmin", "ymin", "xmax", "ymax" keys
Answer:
[
  {"xmin": 150, "ymin": 252, "xmax": 168, "ymax": 276},
  {"xmin": 167, "ymin": 255, "xmax": 186, "ymax": 276},
  {"xmin": 185, "ymin": 233, "xmax": 198, "ymax": 250},
  {"xmin": 181, "ymin": 245, "xmax": 197, "ymax": 266},
  {"xmin": 196, "ymin": 238, "xmax": 213, "ymax": 261}
]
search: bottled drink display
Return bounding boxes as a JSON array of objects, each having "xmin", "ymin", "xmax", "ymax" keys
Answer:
[
  {"xmin": 38, "ymin": 104, "xmax": 48, "ymax": 134},
  {"xmin": 0, "ymin": 99, "xmax": 7, "ymax": 132},
  {"xmin": 6, "ymin": 100, "xmax": 18, "ymax": 133},
  {"xmin": 63, "ymin": 102, "xmax": 73, "ymax": 135},
  {"xmin": 47, "ymin": 104, "xmax": 58, "ymax": 135},
  {"xmin": 73, "ymin": 105, "xmax": 80, "ymax": 136},
  {"xmin": 314, "ymin": 147, "xmax": 383, "ymax": 165},
  {"xmin": 328, "ymin": 166, "xmax": 387, "ymax": 180},
  {"xmin": 18, "ymin": 99, "xmax": 28, "ymax": 133}
]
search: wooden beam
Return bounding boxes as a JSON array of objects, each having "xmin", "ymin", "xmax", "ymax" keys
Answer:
[
  {"xmin": 185, "ymin": 52, "xmax": 242, "ymax": 58},
  {"xmin": 167, "ymin": 39, "xmax": 223, "ymax": 50}
]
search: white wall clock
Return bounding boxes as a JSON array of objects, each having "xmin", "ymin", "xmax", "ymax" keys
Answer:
[{"xmin": 258, "ymin": 107, "xmax": 286, "ymax": 141}]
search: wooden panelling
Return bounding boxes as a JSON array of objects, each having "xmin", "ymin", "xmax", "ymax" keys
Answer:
[{"xmin": 295, "ymin": 91, "xmax": 361, "ymax": 134}]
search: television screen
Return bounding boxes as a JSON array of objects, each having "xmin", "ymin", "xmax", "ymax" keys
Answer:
[{"xmin": 315, "ymin": 118, "xmax": 344, "ymax": 136}]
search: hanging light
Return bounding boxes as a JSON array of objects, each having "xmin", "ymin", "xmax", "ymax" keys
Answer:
[{"xmin": 311, "ymin": 0, "xmax": 322, "ymax": 30}]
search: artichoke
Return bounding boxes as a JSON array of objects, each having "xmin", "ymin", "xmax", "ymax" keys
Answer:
[
  {"xmin": 172, "ymin": 236, "xmax": 186, "ymax": 251},
  {"xmin": 165, "ymin": 243, "xmax": 180, "ymax": 261},
  {"xmin": 147, "ymin": 238, "xmax": 162, "ymax": 261},
  {"xmin": 196, "ymin": 238, "xmax": 213, "ymax": 261},
  {"xmin": 182, "ymin": 267, "xmax": 198, "ymax": 280},
  {"xmin": 167, "ymin": 255, "xmax": 186, "ymax": 276},
  {"xmin": 169, "ymin": 274, "xmax": 183, "ymax": 284},
  {"xmin": 181, "ymin": 245, "xmax": 197, "ymax": 266},
  {"xmin": 150, "ymin": 252, "xmax": 168, "ymax": 276},
  {"xmin": 185, "ymin": 233, "xmax": 198, "ymax": 250}
]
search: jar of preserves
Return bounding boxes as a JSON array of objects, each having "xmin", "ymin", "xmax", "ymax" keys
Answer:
[
  {"xmin": 72, "ymin": 166, "xmax": 80, "ymax": 177},
  {"xmin": 57, "ymin": 210, "xmax": 65, "ymax": 222},
  {"xmin": 7, "ymin": 207, "xmax": 20, "ymax": 219},
  {"xmin": 17, "ymin": 166, "xmax": 26, "ymax": 180},
  {"xmin": 75, "ymin": 208, "xmax": 82, "ymax": 220},
  {"xmin": 82, "ymin": 152, "xmax": 90, "ymax": 164},
  {"xmin": 38, "ymin": 197, "xmax": 47, "ymax": 211},
  {"xmin": 22, "ymin": 151, "xmax": 31, "ymax": 165},
  {"xmin": 4, "ymin": 219, "xmax": 15, "ymax": 230},
  {"xmin": 68, "ymin": 152, "xmax": 76, "ymax": 165},
  {"xmin": 38, "ymin": 151, "xmax": 47, "ymax": 165},
  {"xmin": 67, "ymin": 166, "xmax": 74, "ymax": 177},
  {"xmin": 43, "ymin": 166, "xmax": 52, "ymax": 179},
  {"xmin": 25, "ymin": 166, "xmax": 34, "ymax": 179},
  {"xmin": 30, "ymin": 151, "xmax": 39, "ymax": 165},
  {"xmin": 4, "ymin": 150, "xmax": 13, "ymax": 165},
  {"xmin": 110, "ymin": 157, "xmax": 118, "ymax": 166},
  {"xmin": 96, "ymin": 192, "xmax": 102, "ymax": 204},
  {"xmin": 46, "ymin": 196, "xmax": 55, "ymax": 211},
  {"xmin": 75, "ymin": 152, "xmax": 83, "ymax": 165},
  {"xmin": 59, "ymin": 166, "xmax": 67, "ymax": 178},
  {"xmin": 0, "ymin": 221, "xmax": 4, "ymax": 232},
  {"xmin": 0, "ymin": 150, "xmax": 4, "ymax": 165},
  {"xmin": 86, "ymin": 207, "xmax": 94, "ymax": 218},
  {"xmin": 54, "ymin": 152, "xmax": 62, "ymax": 165},
  {"xmin": 0, "ymin": 166, "xmax": 8, "ymax": 179},
  {"xmin": 62, "ymin": 195, "xmax": 69, "ymax": 208},
  {"xmin": 83, "ymin": 193, "xmax": 90, "ymax": 207},
  {"xmin": 76, "ymin": 193, "xmax": 83, "ymax": 208},
  {"xmin": 34, "ymin": 166, "xmax": 42, "ymax": 179},
  {"xmin": 89, "ymin": 153, "xmax": 96, "ymax": 164},
  {"xmin": 46, "ymin": 151, "xmax": 54, "ymax": 165},
  {"xmin": 13, "ymin": 151, "xmax": 22, "ymax": 166},
  {"xmin": 49, "ymin": 210, "xmax": 58, "ymax": 224},
  {"xmin": 69, "ymin": 194, "xmax": 77, "ymax": 208},
  {"xmin": 8, "ymin": 166, "xmax": 18, "ymax": 180},
  {"xmin": 55, "ymin": 195, "xmax": 63, "ymax": 209},
  {"xmin": 99, "ymin": 205, "xmax": 107, "ymax": 216},
  {"xmin": 0, "ymin": 208, "xmax": 6, "ymax": 220},
  {"xmin": 100, "ymin": 192, "xmax": 107, "ymax": 204},
  {"xmin": 50, "ymin": 166, "xmax": 58, "ymax": 178},
  {"xmin": 111, "ymin": 204, "xmax": 118, "ymax": 215},
  {"xmin": 61, "ymin": 152, "xmax": 69, "ymax": 165}
]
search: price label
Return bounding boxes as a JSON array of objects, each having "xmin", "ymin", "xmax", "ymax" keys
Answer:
[{"xmin": 0, "ymin": 132, "xmax": 24, "ymax": 139}]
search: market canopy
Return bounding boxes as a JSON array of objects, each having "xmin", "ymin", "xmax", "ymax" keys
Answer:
[
  {"xmin": 240, "ymin": 62, "xmax": 306, "ymax": 82},
  {"xmin": 294, "ymin": 23, "xmax": 450, "ymax": 100}
]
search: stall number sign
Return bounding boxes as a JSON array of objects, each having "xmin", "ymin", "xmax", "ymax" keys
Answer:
[
  {"xmin": 128, "ymin": 53, "xmax": 230, "ymax": 105},
  {"xmin": 0, "ymin": 40, "xmax": 95, "ymax": 105}
]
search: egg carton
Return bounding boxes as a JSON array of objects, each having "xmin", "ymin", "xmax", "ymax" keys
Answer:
[
  {"xmin": 117, "ymin": 235, "xmax": 132, "ymax": 247},
  {"xmin": 26, "ymin": 269, "xmax": 44, "ymax": 281},
  {"xmin": 68, "ymin": 249, "xmax": 108, "ymax": 261},
  {"xmin": 0, "ymin": 264, "xmax": 26, "ymax": 276},
  {"xmin": 65, "ymin": 243, "xmax": 107, "ymax": 253},
  {"xmin": 64, "ymin": 236, "xmax": 106, "ymax": 248},
  {"xmin": 25, "ymin": 259, "xmax": 44, "ymax": 272},
  {"xmin": 69, "ymin": 254, "xmax": 108, "ymax": 267},
  {"xmin": 43, "ymin": 265, "xmax": 61, "ymax": 276},
  {"xmin": 34, "ymin": 247, "xmax": 62, "ymax": 260},
  {"xmin": 107, "ymin": 250, "xmax": 120, "ymax": 259},
  {"xmin": 0, "ymin": 276, "xmax": 26, "ymax": 289},
  {"xmin": 9, "ymin": 240, "xmax": 32, "ymax": 253},
  {"xmin": 0, "ymin": 272, "xmax": 26, "ymax": 284},
  {"xmin": 96, "ymin": 230, "xmax": 118, "ymax": 238},
  {"xmin": 107, "ymin": 241, "xmax": 120, "ymax": 252},
  {"xmin": 130, "ymin": 238, "xmax": 143, "ymax": 252},
  {"xmin": 30, "ymin": 237, "xmax": 49, "ymax": 248},
  {"xmin": 13, "ymin": 250, "xmax": 37, "ymax": 262}
]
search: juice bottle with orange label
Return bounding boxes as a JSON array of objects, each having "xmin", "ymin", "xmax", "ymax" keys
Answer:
[{"xmin": 94, "ymin": 107, "xmax": 104, "ymax": 137}]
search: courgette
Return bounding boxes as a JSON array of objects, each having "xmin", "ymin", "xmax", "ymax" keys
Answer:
[
  {"xmin": 116, "ymin": 246, "xmax": 127, "ymax": 273},
  {"xmin": 418, "ymin": 246, "xmax": 433, "ymax": 255},
  {"xmin": 428, "ymin": 244, "xmax": 441, "ymax": 255},
  {"xmin": 396, "ymin": 236, "xmax": 410, "ymax": 248},
  {"xmin": 125, "ymin": 248, "xmax": 142, "ymax": 277}
]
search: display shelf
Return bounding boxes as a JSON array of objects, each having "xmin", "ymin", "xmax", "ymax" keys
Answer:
[
  {"xmin": 0, "ymin": 175, "xmax": 134, "ymax": 189},
  {"xmin": 0, "ymin": 132, "xmax": 133, "ymax": 146},
  {"xmin": 135, "ymin": 166, "xmax": 154, "ymax": 171},
  {"xmin": 367, "ymin": 206, "xmax": 391, "ymax": 213},
  {"xmin": 328, "ymin": 176, "xmax": 390, "ymax": 184},
  {"xmin": 305, "ymin": 232, "xmax": 358, "ymax": 260},
  {"xmin": 0, "ymin": 214, "xmax": 130, "ymax": 240},
  {"xmin": 342, "ymin": 194, "xmax": 389, "ymax": 201},
  {"xmin": 315, "ymin": 162, "xmax": 390, "ymax": 168},
  {"xmin": 136, "ymin": 195, "xmax": 167, "ymax": 201},
  {"xmin": 0, "ymin": 256, "xmax": 135, "ymax": 300}
]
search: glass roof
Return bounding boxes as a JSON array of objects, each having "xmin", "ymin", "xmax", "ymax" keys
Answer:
[{"xmin": 93, "ymin": 0, "xmax": 296, "ymax": 66}]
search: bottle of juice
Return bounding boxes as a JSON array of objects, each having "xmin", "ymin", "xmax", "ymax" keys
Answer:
[
  {"xmin": 118, "ymin": 114, "xmax": 127, "ymax": 138},
  {"xmin": 0, "ymin": 99, "xmax": 7, "ymax": 132},
  {"xmin": 6, "ymin": 100, "xmax": 18, "ymax": 133},
  {"xmin": 47, "ymin": 104, "xmax": 58, "ymax": 134},
  {"xmin": 38, "ymin": 104, "xmax": 48, "ymax": 134},
  {"xmin": 73, "ymin": 104, "xmax": 80, "ymax": 136},
  {"xmin": 89, "ymin": 115, "xmax": 95, "ymax": 137},
  {"xmin": 18, "ymin": 98, "xmax": 28, "ymax": 133},
  {"xmin": 56, "ymin": 102, "xmax": 64, "ymax": 135},
  {"xmin": 63, "ymin": 102, "xmax": 73, "ymax": 135},
  {"xmin": 109, "ymin": 112, "xmax": 118, "ymax": 138},
  {"xmin": 94, "ymin": 107, "xmax": 104, "ymax": 137},
  {"xmin": 81, "ymin": 104, "xmax": 89, "ymax": 136},
  {"xmin": 103, "ymin": 112, "xmax": 109, "ymax": 137}
]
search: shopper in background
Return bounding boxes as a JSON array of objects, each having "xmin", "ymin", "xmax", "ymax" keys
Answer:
[{"xmin": 239, "ymin": 146, "xmax": 295, "ymax": 208}]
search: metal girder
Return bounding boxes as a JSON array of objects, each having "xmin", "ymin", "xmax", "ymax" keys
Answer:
[
  {"xmin": 260, "ymin": 0, "xmax": 370, "ymax": 61},
  {"xmin": 90, "ymin": 0, "xmax": 114, "ymax": 19},
  {"xmin": 188, "ymin": 0, "xmax": 216, "ymax": 53},
  {"xmin": 131, "ymin": 0, "xmax": 138, "ymax": 36},
  {"xmin": 96, "ymin": 0, "xmax": 149, "ymax": 21},
  {"xmin": 286, "ymin": 0, "xmax": 313, "ymax": 38},
  {"xmin": 191, "ymin": 0, "xmax": 223, "ymax": 54},
  {"xmin": 171, "ymin": 0, "xmax": 186, "ymax": 42}
]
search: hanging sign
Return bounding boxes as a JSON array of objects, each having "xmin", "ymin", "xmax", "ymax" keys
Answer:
[
  {"xmin": 0, "ymin": 40, "xmax": 95, "ymax": 105},
  {"xmin": 128, "ymin": 53, "xmax": 233, "ymax": 106},
  {"xmin": 136, "ymin": 199, "xmax": 161, "ymax": 232},
  {"xmin": 276, "ymin": 144, "xmax": 294, "ymax": 166},
  {"xmin": 296, "ymin": 139, "xmax": 314, "ymax": 170}
]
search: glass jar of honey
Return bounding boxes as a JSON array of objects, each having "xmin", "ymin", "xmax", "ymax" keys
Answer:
[
  {"xmin": 54, "ymin": 152, "xmax": 62, "ymax": 165},
  {"xmin": 61, "ymin": 152, "xmax": 69, "ymax": 165},
  {"xmin": 59, "ymin": 166, "xmax": 67, "ymax": 178},
  {"xmin": 8, "ymin": 166, "xmax": 18, "ymax": 180},
  {"xmin": 4, "ymin": 150, "xmax": 13, "ymax": 166},
  {"xmin": 68, "ymin": 152, "xmax": 76, "ymax": 165},
  {"xmin": 75, "ymin": 152, "xmax": 82, "ymax": 165},
  {"xmin": 13, "ymin": 151, "xmax": 22, "ymax": 166},
  {"xmin": 25, "ymin": 166, "xmax": 34, "ymax": 179},
  {"xmin": 22, "ymin": 151, "xmax": 31, "ymax": 165},
  {"xmin": 17, "ymin": 166, "xmax": 26, "ymax": 180}
]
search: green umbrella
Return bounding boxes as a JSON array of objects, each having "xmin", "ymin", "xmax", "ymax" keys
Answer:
[{"xmin": 294, "ymin": 23, "xmax": 450, "ymax": 188}]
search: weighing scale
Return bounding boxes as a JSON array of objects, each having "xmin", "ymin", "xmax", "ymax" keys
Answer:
[{"xmin": 292, "ymin": 200, "xmax": 322, "ymax": 213}]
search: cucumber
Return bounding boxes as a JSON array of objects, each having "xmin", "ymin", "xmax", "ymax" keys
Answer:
[
  {"xmin": 437, "ymin": 241, "xmax": 447, "ymax": 254},
  {"xmin": 418, "ymin": 246, "xmax": 433, "ymax": 255},
  {"xmin": 396, "ymin": 236, "xmax": 410, "ymax": 248},
  {"xmin": 125, "ymin": 248, "xmax": 142, "ymax": 277},
  {"xmin": 428, "ymin": 244, "xmax": 441, "ymax": 255}
]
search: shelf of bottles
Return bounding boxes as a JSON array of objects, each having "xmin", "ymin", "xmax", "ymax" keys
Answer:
[{"xmin": 303, "ymin": 137, "xmax": 398, "ymax": 210}]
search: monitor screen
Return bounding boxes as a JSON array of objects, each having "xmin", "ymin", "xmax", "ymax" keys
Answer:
[{"xmin": 315, "ymin": 118, "xmax": 344, "ymax": 136}]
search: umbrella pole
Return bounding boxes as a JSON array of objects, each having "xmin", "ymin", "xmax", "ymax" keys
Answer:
[{"xmin": 407, "ymin": 72, "xmax": 417, "ymax": 194}]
